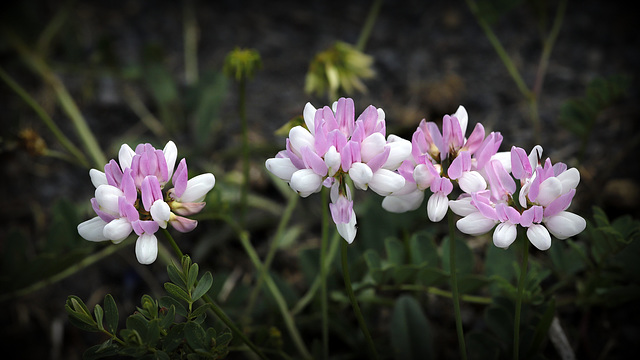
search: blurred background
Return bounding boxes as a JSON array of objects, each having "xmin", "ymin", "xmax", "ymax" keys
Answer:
[{"xmin": 1, "ymin": 0, "xmax": 639, "ymax": 359}]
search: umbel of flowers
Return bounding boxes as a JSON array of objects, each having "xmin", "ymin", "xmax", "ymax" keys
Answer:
[
  {"xmin": 450, "ymin": 145, "xmax": 586, "ymax": 250},
  {"xmin": 77, "ymin": 141, "xmax": 216, "ymax": 264},
  {"xmin": 266, "ymin": 97, "xmax": 412, "ymax": 243},
  {"xmin": 382, "ymin": 105, "xmax": 507, "ymax": 222}
]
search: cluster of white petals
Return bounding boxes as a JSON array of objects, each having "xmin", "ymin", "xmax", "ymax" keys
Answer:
[{"xmin": 77, "ymin": 141, "xmax": 216, "ymax": 264}]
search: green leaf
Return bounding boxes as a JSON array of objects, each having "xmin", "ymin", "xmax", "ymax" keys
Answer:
[
  {"xmin": 529, "ymin": 298, "xmax": 556, "ymax": 353},
  {"xmin": 485, "ymin": 244, "xmax": 517, "ymax": 295},
  {"xmin": 159, "ymin": 305, "xmax": 176, "ymax": 330},
  {"xmin": 82, "ymin": 341, "xmax": 120, "ymax": 360},
  {"xmin": 94, "ymin": 304, "xmax": 104, "ymax": 331},
  {"xmin": 192, "ymin": 271, "xmax": 213, "ymax": 302},
  {"xmin": 144, "ymin": 319, "xmax": 161, "ymax": 347},
  {"xmin": 191, "ymin": 303, "xmax": 212, "ymax": 319},
  {"xmin": 466, "ymin": 331, "xmax": 502, "ymax": 360},
  {"xmin": 187, "ymin": 263, "xmax": 199, "ymax": 291},
  {"xmin": 167, "ymin": 262, "xmax": 187, "ymax": 289},
  {"xmin": 409, "ymin": 231, "xmax": 439, "ymax": 266},
  {"xmin": 385, "ymin": 237, "xmax": 405, "ymax": 266},
  {"xmin": 390, "ymin": 295, "xmax": 434, "ymax": 360},
  {"xmin": 104, "ymin": 294, "xmax": 119, "ymax": 334},
  {"xmin": 364, "ymin": 249, "xmax": 386, "ymax": 285},
  {"xmin": 162, "ymin": 323, "xmax": 185, "ymax": 353},
  {"xmin": 484, "ymin": 305, "xmax": 513, "ymax": 344},
  {"xmin": 159, "ymin": 296, "xmax": 188, "ymax": 318},
  {"xmin": 184, "ymin": 321, "xmax": 207, "ymax": 351},
  {"xmin": 164, "ymin": 282, "xmax": 192, "ymax": 303}
]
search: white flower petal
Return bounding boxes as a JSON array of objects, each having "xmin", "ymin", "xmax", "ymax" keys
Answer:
[
  {"xmin": 179, "ymin": 173, "xmax": 215, "ymax": 203},
  {"xmin": 456, "ymin": 212, "xmax": 497, "ymax": 236},
  {"xmin": 493, "ymin": 222, "xmax": 517, "ymax": 249},
  {"xmin": 383, "ymin": 135, "xmax": 412, "ymax": 170},
  {"xmin": 369, "ymin": 169, "xmax": 406, "ymax": 196},
  {"xmin": 527, "ymin": 224, "xmax": 552, "ymax": 250},
  {"xmin": 557, "ymin": 168, "xmax": 580, "ymax": 193},
  {"xmin": 103, "ymin": 217, "xmax": 133, "ymax": 242},
  {"xmin": 324, "ymin": 146, "xmax": 341, "ymax": 176},
  {"xmin": 382, "ymin": 190, "xmax": 424, "ymax": 213},
  {"xmin": 303, "ymin": 102, "xmax": 317, "ymax": 134},
  {"xmin": 336, "ymin": 209, "xmax": 357, "ymax": 244},
  {"xmin": 348, "ymin": 162, "xmax": 373, "ymax": 190},
  {"xmin": 544, "ymin": 211, "xmax": 586, "ymax": 240},
  {"xmin": 413, "ymin": 164, "xmax": 435, "ymax": 190},
  {"xmin": 135, "ymin": 233, "xmax": 158, "ymax": 265},
  {"xmin": 289, "ymin": 126, "xmax": 315, "ymax": 155},
  {"xmin": 427, "ymin": 192, "xmax": 448, "ymax": 222},
  {"xmin": 77, "ymin": 217, "xmax": 109, "ymax": 242},
  {"xmin": 289, "ymin": 169, "xmax": 323, "ymax": 197},
  {"xmin": 458, "ymin": 171, "xmax": 487, "ymax": 194},
  {"xmin": 449, "ymin": 196, "xmax": 476, "ymax": 216},
  {"xmin": 89, "ymin": 169, "xmax": 107, "ymax": 188},
  {"xmin": 536, "ymin": 177, "xmax": 562, "ymax": 206},
  {"xmin": 150, "ymin": 200, "xmax": 171, "ymax": 229},
  {"xmin": 453, "ymin": 105, "xmax": 469, "ymax": 135},
  {"xmin": 163, "ymin": 141, "xmax": 178, "ymax": 178},
  {"xmin": 360, "ymin": 132, "xmax": 386, "ymax": 163},
  {"xmin": 266, "ymin": 157, "xmax": 298, "ymax": 181},
  {"xmin": 118, "ymin": 144, "xmax": 136, "ymax": 170},
  {"xmin": 95, "ymin": 185, "xmax": 124, "ymax": 215}
]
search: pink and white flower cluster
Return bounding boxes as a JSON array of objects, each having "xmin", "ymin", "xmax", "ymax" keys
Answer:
[
  {"xmin": 265, "ymin": 97, "xmax": 411, "ymax": 243},
  {"xmin": 449, "ymin": 145, "xmax": 585, "ymax": 250},
  {"xmin": 382, "ymin": 106, "xmax": 507, "ymax": 222},
  {"xmin": 77, "ymin": 141, "xmax": 215, "ymax": 264}
]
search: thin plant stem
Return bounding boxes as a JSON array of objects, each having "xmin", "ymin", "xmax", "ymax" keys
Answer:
[
  {"xmin": 532, "ymin": 0, "xmax": 568, "ymax": 98},
  {"xmin": 374, "ymin": 284, "xmax": 493, "ymax": 305},
  {"xmin": 291, "ymin": 231, "xmax": 340, "ymax": 315},
  {"xmin": 0, "ymin": 66, "xmax": 89, "ymax": 168},
  {"xmin": 355, "ymin": 0, "xmax": 383, "ymax": 51},
  {"xmin": 0, "ymin": 242, "xmax": 125, "ymax": 302},
  {"xmin": 183, "ymin": 0, "xmax": 199, "ymax": 85},
  {"xmin": 244, "ymin": 194, "xmax": 298, "ymax": 318},
  {"xmin": 514, "ymin": 233, "xmax": 530, "ymax": 360},
  {"xmin": 320, "ymin": 187, "xmax": 330, "ymax": 360},
  {"xmin": 341, "ymin": 241, "xmax": 380, "ymax": 360},
  {"xmin": 236, "ymin": 228, "xmax": 313, "ymax": 360},
  {"xmin": 448, "ymin": 209, "xmax": 468, "ymax": 360},
  {"xmin": 160, "ymin": 229, "xmax": 269, "ymax": 360},
  {"xmin": 239, "ymin": 77, "xmax": 249, "ymax": 226},
  {"xmin": 5, "ymin": 33, "xmax": 107, "ymax": 167}
]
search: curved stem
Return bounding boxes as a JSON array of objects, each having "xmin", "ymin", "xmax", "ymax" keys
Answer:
[
  {"xmin": 239, "ymin": 78, "xmax": 249, "ymax": 226},
  {"xmin": 514, "ymin": 233, "xmax": 530, "ymax": 360},
  {"xmin": 448, "ymin": 210, "xmax": 468, "ymax": 360},
  {"xmin": 160, "ymin": 229, "xmax": 269, "ymax": 360},
  {"xmin": 341, "ymin": 241, "xmax": 380, "ymax": 360},
  {"xmin": 355, "ymin": 0, "xmax": 383, "ymax": 51},
  {"xmin": 320, "ymin": 187, "xmax": 330, "ymax": 359}
]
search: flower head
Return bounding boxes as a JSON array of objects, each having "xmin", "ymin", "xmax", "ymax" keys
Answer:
[
  {"xmin": 77, "ymin": 141, "xmax": 215, "ymax": 264},
  {"xmin": 450, "ymin": 145, "xmax": 586, "ymax": 250},
  {"xmin": 266, "ymin": 97, "xmax": 411, "ymax": 242}
]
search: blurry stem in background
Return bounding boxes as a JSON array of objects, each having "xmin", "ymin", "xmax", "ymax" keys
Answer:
[
  {"xmin": 514, "ymin": 231, "xmax": 530, "ymax": 360},
  {"xmin": 222, "ymin": 215, "xmax": 313, "ymax": 360},
  {"xmin": 465, "ymin": 0, "xmax": 567, "ymax": 145},
  {"xmin": 121, "ymin": 85, "xmax": 168, "ymax": 139},
  {"xmin": 377, "ymin": 284, "xmax": 493, "ymax": 305},
  {"xmin": 0, "ymin": 242, "xmax": 125, "ymax": 302},
  {"xmin": 448, "ymin": 209, "xmax": 468, "ymax": 360},
  {"xmin": 4, "ymin": 32, "xmax": 107, "ymax": 168},
  {"xmin": 161, "ymin": 229, "xmax": 269, "ymax": 360},
  {"xmin": 183, "ymin": 0, "xmax": 199, "ymax": 86},
  {"xmin": 356, "ymin": 0, "xmax": 383, "ymax": 51},
  {"xmin": 320, "ymin": 187, "xmax": 330, "ymax": 360},
  {"xmin": 0, "ymin": 67, "xmax": 89, "ymax": 168},
  {"xmin": 244, "ymin": 193, "xmax": 298, "ymax": 319},
  {"xmin": 239, "ymin": 77, "xmax": 250, "ymax": 226},
  {"xmin": 291, "ymin": 230, "xmax": 340, "ymax": 316},
  {"xmin": 341, "ymin": 241, "xmax": 380, "ymax": 360}
]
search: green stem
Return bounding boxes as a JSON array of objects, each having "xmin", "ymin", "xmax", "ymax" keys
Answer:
[
  {"xmin": 160, "ymin": 229, "xmax": 268, "ymax": 360},
  {"xmin": 514, "ymin": 233, "xmax": 530, "ymax": 360},
  {"xmin": 239, "ymin": 77, "xmax": 249, "ymax": 226},
  {"xmin": 355, "ymin": 0, "xmax": 383, "ymax": 51},
  {"xmin": 448, "ymin": 210, "xmax": 468, "ymax": 360},
  {"xmin": 0, "ymin": 66, "xmax": 89, "ymax": 168},
  {"xmin": 320, "ymin": 188, "xmax": 330, "ymax": 360},
  {"xmin": 341, "ymin": 241, "xmax": 380, "ymax": 360},
  {"xmin": 183, "ymin": 0, "xmax": 199, "ymax": 85},
  {"xmin": 291, "ymin": 231, "xmax": 340, "ymax": 316},
  {"xmin": 244, "ymin": 194, "xmax": 298, "ymax": 318},
  {"xmin": 236, "ymin": 228, "xmax": 313, "ymax": 360},
  {"xmin": 5, "ymin": 32, "xmax": 107, "ymax": 167},
  {"xmin": 0, "ymin": 242, "xmax": 125, "ymax": 302},
  {"xmin": 375, "ymin": 284, "xmax": 493, "ymax": 305}
]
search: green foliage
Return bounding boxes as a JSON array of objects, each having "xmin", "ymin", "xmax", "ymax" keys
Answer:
[
  {"xmin": 65, "ymin": 256, "xmax": 230, "ymax": 359},
  {"xmin": 390, "ymin": 295, "xmax": 434, "ymax": 359}
]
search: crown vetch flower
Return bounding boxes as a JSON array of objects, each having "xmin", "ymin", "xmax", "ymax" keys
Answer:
[
  {"xmin": 450, "ymin": 145, "xmax": 586, "ymax": 250},
  {"xmin": 77, "ymin": 141, "xmax": 215, "ymax": 264},
  {"xmin": 265, "ymin": 97, "xmax": 411, "ymax": 243},
  {"xmin": 382, "ymin": 105, "xmax": 505, "ymax": 222}
]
